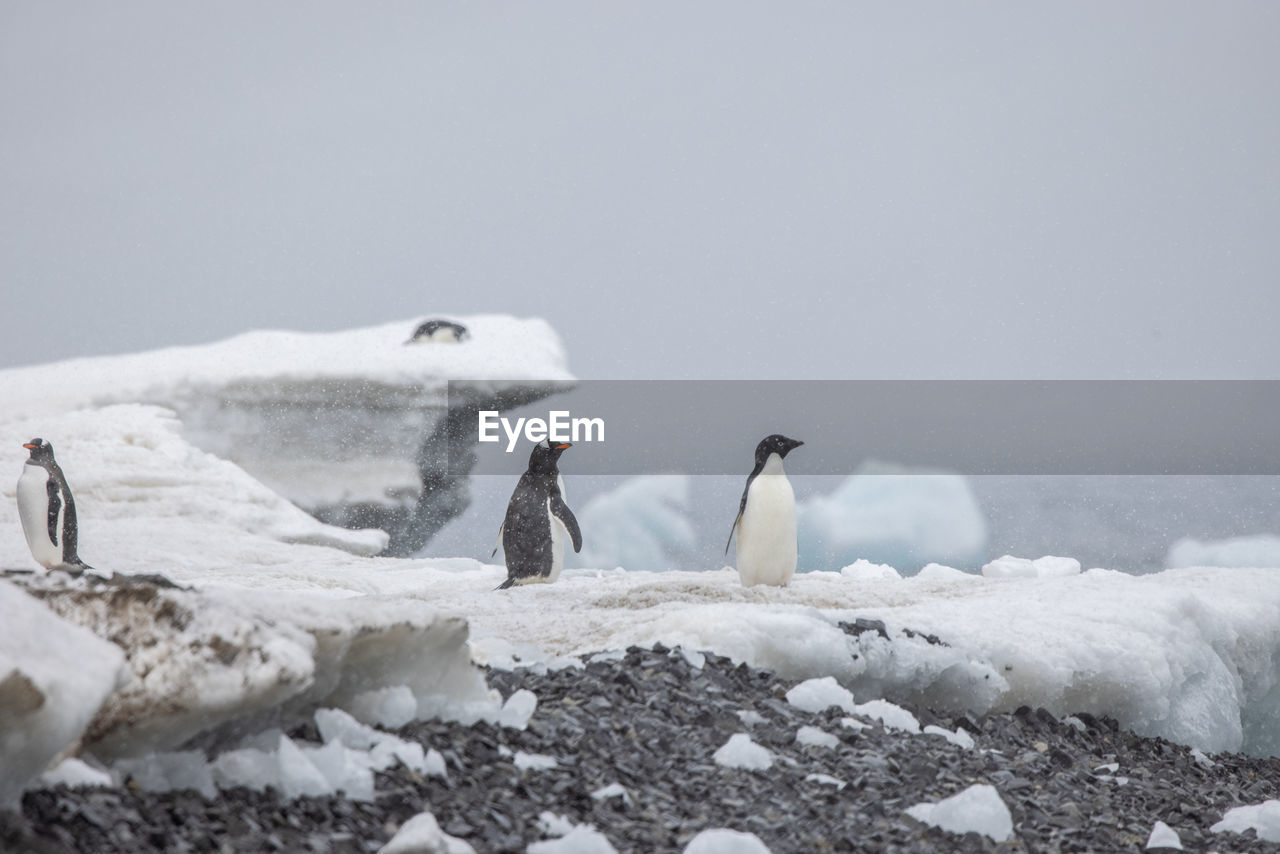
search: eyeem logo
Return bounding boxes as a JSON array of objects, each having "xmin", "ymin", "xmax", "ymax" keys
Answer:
[{"xmin": 478, "ymin": 410, "xmax": 605, "ymax": 452}]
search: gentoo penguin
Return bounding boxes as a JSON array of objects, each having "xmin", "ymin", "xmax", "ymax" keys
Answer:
[
  {"xmin": 726, "ymin": 434, "xmax": 804, "ymax": 587},
  {"xmin": 492, "ymin": 438, "xmax": 582, "ymax": 589},
  {"xmin": 406, "ymin": 319, "xmax": 469, "ymax": 344},
  {"xmin": 16, "ymin": 438, "xmax": 91, "ymax": 574}
]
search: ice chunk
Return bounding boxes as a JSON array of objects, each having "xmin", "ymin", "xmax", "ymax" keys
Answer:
[
  {"xmin": 537, "ymin": 812, "xmax": 576, "ymax": 837},
  {"xmin": 1145, "ymin": 820, "xmax": 1183, "ymax": 849},
  {"xmin": 1211, "ymin": 800, "xmax": 1280, "ymax": 843},
  {"xmin": 736, "ymin": 710, "xmax": 766, "ymax": 728},
  {"xmin": 572, "ymin": 475, "xmax": 696, "ymax": 573},
  {"xmin": 527, "ymin": 825, "xmax": 618, "ymax": 853},
  {"xmin": 799, "ymin": 461, "xmax": 987, "ymax": 572},
  {"xmin": 114, "ymin": 750, "xmax": 216, "ymax": 799},
  {"xmin": 300, "ymin": 740, "xmax": 374, "ymax": 802},
  {"xmin": 922, "ymin": 725, "xmax": 975, "ymax": 749},
  {"xmin": 348, "ymin": 685, "xmax": 418, "ymax": 729},
  {"xmin": 380, "ymin": 810, "xmax": 477, "ymax": 854},
  {"xmin": 839, "ymin": 559, "xmax": 902, "ymax": 582},
  {"xmin": 682, "ymin": 828, "xmax": 773, "ymax": 853},
  {"xmin": 590, "ymin": 783, "xmax": 631, "ymax": 804},
  {"xmin": 499, "ymin": 689, "xmax": 538, "ymax": 730},
  {"xmin": 515, "ymin": 752, "xmax": 559, "ymax": 772},
  {"xmin": 0, "ymin": 581, "xmax": 126, "ymax": 808},
  {"xmin": 852, "ymin": 699, "xmax": 920, "ymax": 733},
  {"xmin": 795, "ymin": 726, "xmax": 839, "ymax": 749},
  {"xmin": 712, "ymin": 734, "xmax": 773, "ymax": 771},
  {"xmin": 804, "ymin": 773, "xmax": 846, "ymax": 790},
  {"xmin": 906, "ymin": 784, "xmax": 1014, "ymax": 842},
  {"xmin": 1167, "ymin": 534, "xmax": 1280, "ymax": 569},
  {"xmin": 982, "ymin": 554, "xmax": 1081, "ymax": 579},
  {"xmin": 39, "ymin": 757, "xmax": 114, "ymax": 790},
  {"xmin": 785, "ymin": 677, "xmax": 855, "ymax": 714}
]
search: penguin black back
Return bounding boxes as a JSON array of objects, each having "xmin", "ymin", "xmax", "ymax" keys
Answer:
[{"xmin": 494, "ymin": 439, "xmax": 582, "ymax": 589}]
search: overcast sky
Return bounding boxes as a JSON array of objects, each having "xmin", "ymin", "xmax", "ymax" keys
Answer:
[{"xmin": 3, "ymin": 3, "xmax": 1278, "ymax": 380}]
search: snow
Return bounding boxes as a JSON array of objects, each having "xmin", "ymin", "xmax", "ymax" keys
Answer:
[
  {"xmin": 795, "ymin": 725, "xmax": 840, "ymax": 749},
  {"xmin": 0, "ymin": 581, "xmax": 126, "ymax": 808},
  {"xmin": 712, "ymin": 733, "xmax": 773, "ymax": 771},
  {"xmin": 1211, "ymin": 799, "xmax": 1280, "ymax": 843},
  {"xmin": 682, "ymin": 828, "xmax": 773, "ymax": 854},
  {"xmin": 798, "ymin": 460, "xmax": 987, "ymax": 573},
  {"xmin": 906, "ymin": 783, "xmax": 1014, "ymax": 842},
  {"xmin": 1146, "ymin": 820, "xmax": 1183, "ymax": 849},
  {"xmin": 380, "ymin": 811, "xmax": 477, "ymax": 854},
  {"xmin": 1166, "ymin": 534, "xmax": 1280, "ymax": 569},
  {"xmin": 572, "ymin": 475, "xmax": 696, "ymax": 573}
]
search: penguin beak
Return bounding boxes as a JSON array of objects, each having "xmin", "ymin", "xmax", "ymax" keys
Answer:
[
  {"xmin": 555, "ymin": 443, "xmax": 572, "ymax": 450},
  {"xmin": 22, "ymin": 443, "xmax": 37, "ymax": 450}
]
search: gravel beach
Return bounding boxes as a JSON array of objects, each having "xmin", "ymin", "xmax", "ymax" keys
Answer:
[{"xmin": 4, "ymin": 643, "xmax": 1279, "ymax": 853}]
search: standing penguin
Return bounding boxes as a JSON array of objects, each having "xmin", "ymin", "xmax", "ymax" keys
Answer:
[
  {"xmin": 726, "ymin": 434, "xmax": 804, "ymax": 587},
  {"xmin": 493, "ymin": 438, "xmax": 582, "ymax": 589},
  {"xmin": 16, "ymin": 438, "xmax": 91, "ymax": 574}
]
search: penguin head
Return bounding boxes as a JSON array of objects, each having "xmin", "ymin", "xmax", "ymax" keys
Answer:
[
  {"xmin": 527, "ymin": 437, "xmax": 572, "ymax": 472},
  {"xmin": 22, "ymin": 438, "xmax": 54, "ymax": 462},
  {"xmin": 754, "ymin": 434, "xmax": 803, "ymax": 466}
]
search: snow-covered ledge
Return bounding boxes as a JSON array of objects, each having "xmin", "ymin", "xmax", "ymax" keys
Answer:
[
  {"xmin": 10, "ymin": 572, "xmax": 496, "ymax": 763},
  {"xmin": 0, "ymin": 315, "xmax": 574, "ymax": 554}
]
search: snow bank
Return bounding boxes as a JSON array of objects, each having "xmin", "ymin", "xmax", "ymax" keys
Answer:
[
  {"xmin": 572, "ymin": 475, "xmax": 696, "ymax": 573},
  {"xmin": 0, "ymin": 582, "xmax": 125, "ymax": 807},
  {"xmin": 798, "ymin": 460, "xmax": 987, "ymax": 573},
  {"xmin": 10, "ymin": 573, "xmax": 493, "ymax": 762},
  {"xmin": 0, "ymin": 314, "xmax": 573, "ymax": 555},
  {"xmin": 1166, "ymin": 534, "xmax": 1280, "ymax": 569}
]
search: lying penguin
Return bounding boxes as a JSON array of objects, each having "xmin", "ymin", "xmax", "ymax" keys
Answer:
[
  {"xmin": 17, "ymin": 438, "xmax": 92, "ymax": 574},
  {"xmin": 406, "ymin": 319, "xmax": 469, "ymax": 344},
  {"xmin": 726, "ymin": 434, "xmax": 804, "ymax": 587},
  {"xmin": 493, "ymin": 439, "xmax": 582, "ymax": 589}
]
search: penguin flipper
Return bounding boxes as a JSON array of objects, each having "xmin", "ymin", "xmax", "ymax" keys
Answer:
[
  {"xmin": 549, "ymin": 494, "xmax": 582, "ymax": 553},
  {"xmin": 491, "ymin": 523, "xmax": 504, "ymax": 559},
  {"xmin": 45, "ymin": 479, "xmax": 61, "ymax": 547},
  {"xmin": 725, "ymin": 511, "xmax": 743, "ymax": 555},
  {"xmin": 726, "ymin": 479, "xmax": 752, "ymax": 554},
  {"xmin": 495, "ymin": 576, "xmax": 516, "ymax": 590}
]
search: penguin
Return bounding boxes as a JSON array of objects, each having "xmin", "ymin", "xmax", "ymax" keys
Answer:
[
  {"xmin": 16, "ymin": 438, "xmax": 91, "ymax": 574},
  {"xmin": 406, "ymin": 319, "xmax": 469, "ymax": 344},
  {"xmin": 726, "ymin": 434, "xmax": 804, "ymax": 587},
  {"xmin": 492, "ymin": 438, "xmax": 582, "ymax": 589}
]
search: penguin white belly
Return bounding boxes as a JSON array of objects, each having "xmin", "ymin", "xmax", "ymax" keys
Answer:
[
  {"xmin": 736, "ymin": 468, "xmax": 797, "ymax": 587},
  {"xmin": 547, "ymin": 498, "xmax": 567, "ymax": 583},
  {"xmin": 17, "ymin": 464, "xmax": 62, "ymax": 569}
]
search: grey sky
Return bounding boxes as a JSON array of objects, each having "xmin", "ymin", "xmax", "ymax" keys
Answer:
[{"xmin": 3, "ymin": 3, "xmax": 1278, "ymax": 379}]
